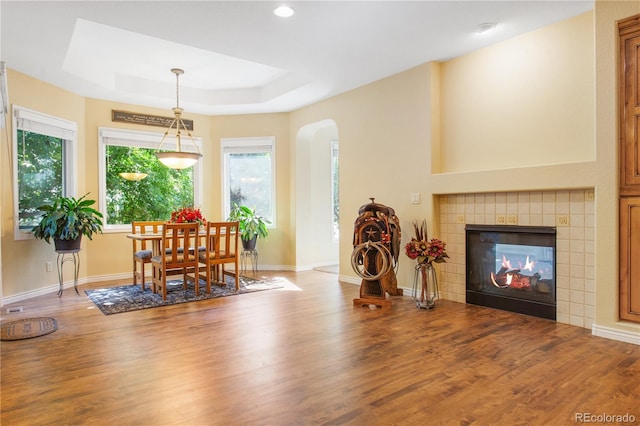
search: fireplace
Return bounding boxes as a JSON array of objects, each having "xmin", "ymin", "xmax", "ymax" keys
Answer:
[{"xmin": 465, "ymin": 224, "xmax": 556, "ymax": 320}]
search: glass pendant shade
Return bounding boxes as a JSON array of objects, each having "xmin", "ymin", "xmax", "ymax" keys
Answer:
[
  {"xmin": 119, "ymin": 172, "xmax": 148, "ymax": 181},
  {"xmin": 156, "ymin": 151, "xmax": 201, "ymax": 169}
]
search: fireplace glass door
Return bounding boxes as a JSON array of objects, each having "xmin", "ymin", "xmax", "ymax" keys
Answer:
[{"xmin": 466, "ymin": 225, "xmax": 556, "ymax": 320}]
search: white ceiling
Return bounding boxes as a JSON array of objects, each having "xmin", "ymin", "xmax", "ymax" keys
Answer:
[{"xmin": 1, "ymin": 1, "xmax": 594, "ymax": 116}]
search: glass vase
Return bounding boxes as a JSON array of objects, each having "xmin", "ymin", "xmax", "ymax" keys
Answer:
[{"xmin": 412, "ymin": 263, "xmax": 439, "ymax": 309}]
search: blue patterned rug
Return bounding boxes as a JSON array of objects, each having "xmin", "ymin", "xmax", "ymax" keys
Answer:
[{"xmin": 85, "ymin": 275, "xmax": 284, "ymax": 315}]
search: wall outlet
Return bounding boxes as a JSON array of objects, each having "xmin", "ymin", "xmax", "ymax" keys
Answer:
[
  {"xmin": 46, "ymin": 261, "xmax": 53, "ymax": 272},
  {"xmin": 507, "ymin": 215, "xmax": 518, "ymax": 225},
  {"xmin": 496, "ymin": 215, "xmax": 506, "ymax": 224},
  {"xmin": 456, "ymin": 214, "xmax": 465, "ymax": 224},
  {"xmin": 557, "ymin": 215, "xmax": 570, "ymax": 226},
  {"xmin": 585, "ymin": 190, "xmax": 595, "ymax": 201}
]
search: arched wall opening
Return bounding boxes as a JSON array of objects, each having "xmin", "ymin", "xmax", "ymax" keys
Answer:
[{"xmin": 295, "ymin": 119, "xmax": 339, "ymax": 270}]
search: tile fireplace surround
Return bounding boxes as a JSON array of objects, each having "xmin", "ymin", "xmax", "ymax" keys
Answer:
[{"xmin": 437, "ymin": 189, "xmax": 594, "ymax": 329}]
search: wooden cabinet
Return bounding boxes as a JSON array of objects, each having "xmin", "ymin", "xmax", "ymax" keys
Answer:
[
  {"xmin": 619, "ymin": 15, "xmax": 640, "ymax": 196},
  {"xmin": 620, "ymin": 198, "xmax": 640, "ymax": 322},
  {"xmin": 619, "ymin": 15, "xmax": 640, "ymax": 323}
]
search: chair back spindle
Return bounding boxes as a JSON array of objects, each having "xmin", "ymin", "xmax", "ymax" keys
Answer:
[
  {"xmin": 131, "ymin": 220, "xmax": 165, "ymax": 290},
  {"xmin": 151, "ymin": 222, "xmax": 200, "ymax": 300},
  {"xmin": 198, "ymin": 221, "xmax": 240, "ymax": 292}
]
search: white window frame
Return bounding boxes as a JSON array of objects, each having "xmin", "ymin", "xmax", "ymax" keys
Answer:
[
  {"xmin": 98, "ymin": 127, "xmax": 203, "ymax": 233},
  {"xmin": 221, "ymin": 136, "xmax": 276, "ymax": 227},
  {"xmin": 12, "ymin": 105, "xmax": 77, "ymax": 240},
  {"xmin": 330, "ymin": 139, "xmax": 339, "ymax": 242}
]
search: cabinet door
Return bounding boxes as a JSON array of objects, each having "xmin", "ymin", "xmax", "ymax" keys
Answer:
[
  {"xmin": 620, "ymin": 197, "xmax": 640, "ymax": 322},
  {"xmin": 619, "ymin": 16, "xmax": 640, "ymax": 195}
]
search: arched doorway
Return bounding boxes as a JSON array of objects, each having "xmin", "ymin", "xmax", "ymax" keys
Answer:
[{"xmin": 295, "ymin": 119, "xmax": 339, "ymax": 270}]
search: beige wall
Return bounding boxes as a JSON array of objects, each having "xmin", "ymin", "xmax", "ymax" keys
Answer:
[
  {"xmin": 290, "ymin": 63, "xmax": 433, "ymax": 286},
  {"xmin": 431, "ymin": 11, "xmax": 600, "ymax": 331},
  {"xmin": 2, "ymin": 2, "xmax": 639, "ymax": 341},
  {"xmin": 433, "ymin": 5, "xmax": 637, "ymax": 338},
  {"xmin": 439, "ymin": 12, "xmax": 595, "ymax": 173},
  {"xmin": 1, "ymin": 71, "xmax": 293, "ymax": 297},
  {"xmin": 289, "ymin": 4, "xmax": 638, "ymax": 340},
  {"xmin": 212, "ymin": 113, "xmax": 293, "ymax": 268},
  {"xmin": 290, "ymin": 13, "xmax": 597, "ymax": 290},
  {"xmin": 83, "ymin": 97, "xmax": 218, "ymax": 279},
  {"xmin": 1, "ymin": 70, "xmax": 87, "ymax": 297},
  {"xmin": 83, "ymin": 103, "xmax": 294, "ymax": 278}
]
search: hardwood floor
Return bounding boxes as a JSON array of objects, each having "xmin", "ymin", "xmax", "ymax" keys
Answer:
[{"xmin": 1, "ymin": 270, "xmax": 639, "ymax": 425}]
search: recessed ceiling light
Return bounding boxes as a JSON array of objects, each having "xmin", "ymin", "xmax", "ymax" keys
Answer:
[
  {"xmin": 474, "ymin": 22, "xmax": 497, "ymax": 34},
  {"xmin": 274, "ymin": 5, "xmax": 294, "ymax": 18}
]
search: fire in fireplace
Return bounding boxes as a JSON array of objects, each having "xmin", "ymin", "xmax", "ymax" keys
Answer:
[{"xmin": 466, "ymin": 225, "xmax": 556, "ymax": 320}]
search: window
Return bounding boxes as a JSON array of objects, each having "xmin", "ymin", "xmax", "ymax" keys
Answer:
[
  {"xmin": 221, "ymin": 137, "xmax": 275, "ymax": 225},
  {"xmin": 331, "ymin": 140, "xmax": 339, "ymax": 240},
  {"xmin": 99, "ymin": 127, "xmax": 202, "ymax": 231},
  {"xmin": 13, "ymin": 106, "xmax": 77, "ymax": 240}
]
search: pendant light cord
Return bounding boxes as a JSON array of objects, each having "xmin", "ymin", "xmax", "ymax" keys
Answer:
[{"xmin": 174, "ymin": 69, "xmax": 180, "ymax": 109}]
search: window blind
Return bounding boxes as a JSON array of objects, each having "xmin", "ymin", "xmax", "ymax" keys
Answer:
[{"xmin": 14, "ymin": 106, "xmax": 76, "ymax": 140}]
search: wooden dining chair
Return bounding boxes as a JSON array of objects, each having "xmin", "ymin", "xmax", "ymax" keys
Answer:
[
  {"xmin": 131, "ymin": 220, "xmax": 165, "ymax": 291},
  {"xmin": 198, "ymin": 221, "xmax": 240, "ymax": 293},
  {"xmin": 151, "ymin": 222, "xmax": 201, "ymax": 300}
]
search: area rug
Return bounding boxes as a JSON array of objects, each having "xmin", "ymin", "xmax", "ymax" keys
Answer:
[
  {"xmin": 85, "ymin": 275, "xmax": 284, "ymax": 315},
  {"xmin": 1, "ymin": 317, "xmax": 59, "ymax": 341}
]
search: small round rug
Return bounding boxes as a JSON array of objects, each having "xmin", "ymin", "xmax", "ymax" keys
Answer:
[{"xmin": 1, "ymin": 317, "xmax": 58, "ymax": 341}]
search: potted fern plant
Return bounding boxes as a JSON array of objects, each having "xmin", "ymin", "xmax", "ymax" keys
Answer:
[
  {"xmin": 32, "ymin": 193, "xmax": 104, "ymax": 251},
  {"xmin": 227, "ymin": 203, "xmax": 270, "ymax": 250}
]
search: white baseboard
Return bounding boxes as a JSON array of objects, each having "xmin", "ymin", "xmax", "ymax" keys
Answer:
[
  {"xmin": 91, "ymin": 272, "xmax": 132, "ymax": 282},
  {"xmin": 2, "ymin": 276, "xmax": 90, "ymax": 305},
  {"xmin": 258, "ymin": 264, "xmax": 296, "ymax": 272},
  {"xmin": 293, "ymin": 263, "xmax": 339, "ymax": 272},
  {"xmin": 592, "ymin": 323, "xmax": 640, "ymax": 345}
]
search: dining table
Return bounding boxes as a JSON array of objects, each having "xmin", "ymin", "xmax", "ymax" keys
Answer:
[
  {"xmin": 126, "ymin": 226, "xmax": 229, "ymax": 257},
  {"xmin": 126, "ymin": 232, "xmax": 165, "ymax": 257},
  {"xmin": 127, "ymin": 225, "xmax": 235, "ymax": 290}
]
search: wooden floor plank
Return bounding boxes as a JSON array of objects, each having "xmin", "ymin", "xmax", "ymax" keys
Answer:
[{"xmin": 1, "ymin": 270, "xmax": 639, "ymax": 425}]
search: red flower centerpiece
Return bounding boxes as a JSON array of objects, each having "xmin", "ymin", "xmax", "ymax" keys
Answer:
[
  {"xmin": 170, "ymin": 207, "xmax": 206, "ymax": 226},
  {"xmin": 404, "ymin": 220, "xmax": 448, "ymax": 266}
]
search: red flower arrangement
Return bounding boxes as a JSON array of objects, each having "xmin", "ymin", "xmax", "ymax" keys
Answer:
[
  {"xmin": 170, "ymin": 207, "xmax": 206, "ymax": 226},
  {"xmin": 404, "ymin": 220, "xmax": 448, "ymax": 265}
]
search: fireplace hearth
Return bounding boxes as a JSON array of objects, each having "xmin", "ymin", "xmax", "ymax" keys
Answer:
[{"xmin": 466, "ymin": 224, "xmax": 556, "ymax": 320}]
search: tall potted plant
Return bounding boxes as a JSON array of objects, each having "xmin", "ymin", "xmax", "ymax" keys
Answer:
[
  {"xmin": 32, "ymin": 193, "xmax": 104, "ymax": 251},
  {"xmin": 227, "ymin": 203, "xmax": 270, "ymax": 250}
]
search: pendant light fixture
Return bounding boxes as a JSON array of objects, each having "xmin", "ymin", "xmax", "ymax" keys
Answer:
[
  {"xmin": 119, "ymin": 172, "xmax": 148, "ymax": 181},
  {"xmin": 117, "ymin": 146, "xmax": 148, "ymax": 180},
  {"xmin": 155, "ymin": 68, "xmax": 202, "ymax": 169}
]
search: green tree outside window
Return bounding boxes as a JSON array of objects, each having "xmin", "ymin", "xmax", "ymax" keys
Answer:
[
  {"xmin": 17, "ymin": 130, "xmax": 64, "ymax": 229},
  {"xmin": 105, "ymin": 146, "xmax": 193, "ymax": 225}
]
